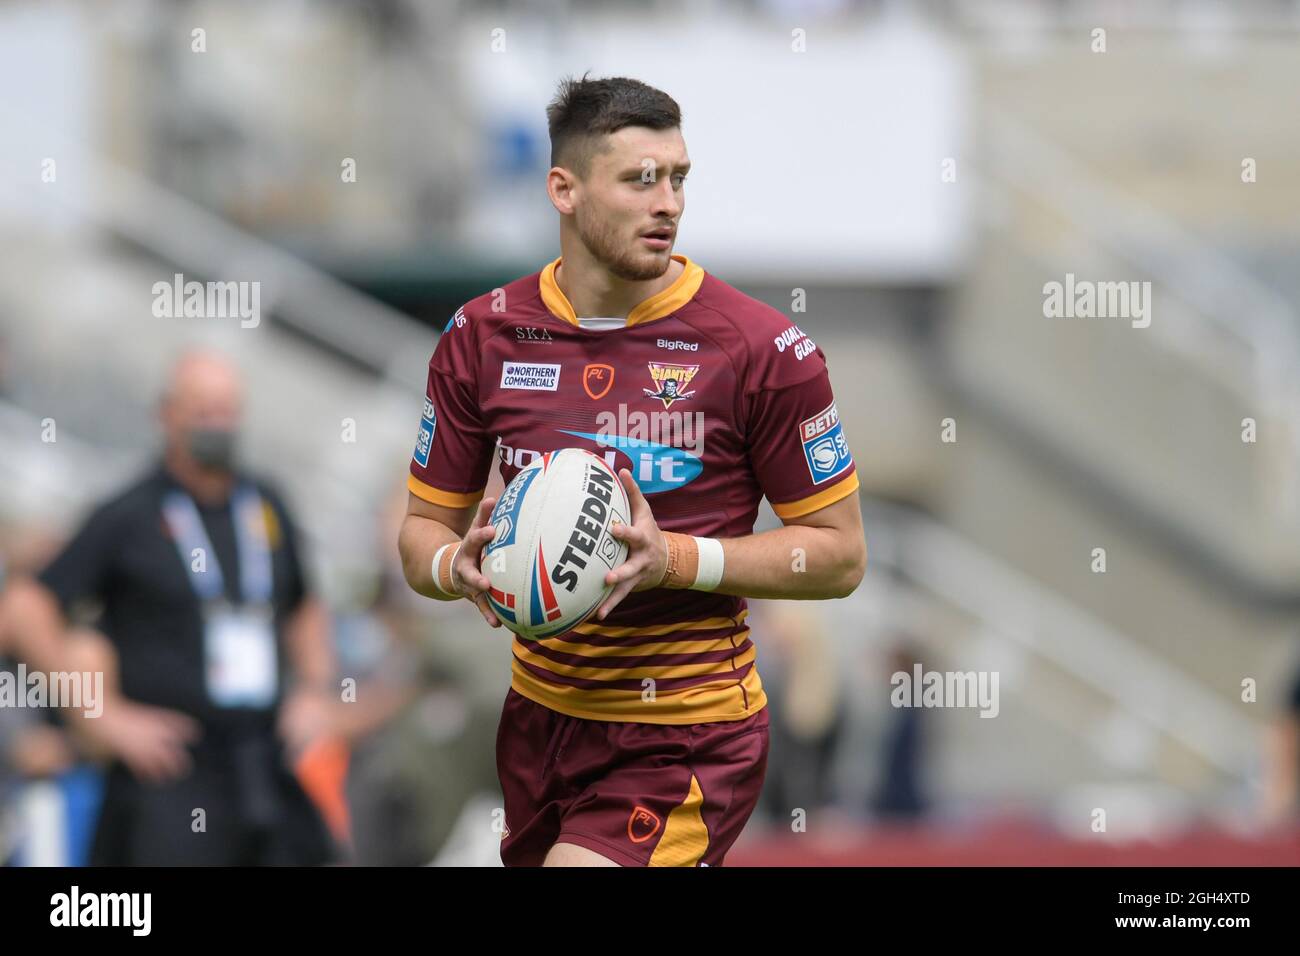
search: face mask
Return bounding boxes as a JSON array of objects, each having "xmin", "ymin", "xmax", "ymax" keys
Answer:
[{"xmin": 187, "ymin": 428, "xmax": 238, "ymax": 472}]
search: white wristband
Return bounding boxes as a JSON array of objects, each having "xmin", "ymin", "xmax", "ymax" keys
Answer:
[
  {"xmin": 431, "ymin": 543, "xmax": 460, "ymax": 597},
  {"xmin": 691, "ymin": 536, "xmax": 725, "ymax": 591}
]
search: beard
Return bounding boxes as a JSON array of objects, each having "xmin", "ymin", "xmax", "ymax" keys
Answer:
[{"xmin": 575, "ymin": 204, "xmax": 671, "ymax": 282}]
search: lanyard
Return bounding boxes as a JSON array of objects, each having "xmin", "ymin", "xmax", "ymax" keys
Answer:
[{"xmin": 161, "ymin": 485, "xmax": 273, "ymax": 605}]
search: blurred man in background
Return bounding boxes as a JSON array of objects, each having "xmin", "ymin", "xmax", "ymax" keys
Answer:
[{"xmin": 1, "ymin": 350, "xmax": 337, "ymax": 865}]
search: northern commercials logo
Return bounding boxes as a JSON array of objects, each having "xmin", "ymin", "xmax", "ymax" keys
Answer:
[
  {"xmin": 501, "ymin": 362, "xmax": 560, "ymax": 391},
  {"xmin": 152, "ymin": 273, "xmax": 260, "ymax": 328},
  {"xmin": 1042, "ymin": 273, "xmax": 1152, "ymax": 329},
  {"xmin": 412, "ymin": 396, "xmax": 436, "ymax": 468},
  {"xmin": 799, "ymin": 402, "xmax": 852, "ymax": 484},
  {"xmin": 643, "ymin": 362, "xmax": 699, "ymax": 408}
]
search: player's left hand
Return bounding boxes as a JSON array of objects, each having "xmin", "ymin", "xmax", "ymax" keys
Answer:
[{"xmin": 596, "ymin": 469, "xmax": 668, "ymax": 620}]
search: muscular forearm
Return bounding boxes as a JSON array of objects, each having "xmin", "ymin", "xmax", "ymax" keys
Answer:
[
  {"xmin": 398, "ymin": 513, "xmax": 463, "ymax": 600},
  {"xmin": 711, "ymin": 525, "xmax": 865, "ymax": 600}
]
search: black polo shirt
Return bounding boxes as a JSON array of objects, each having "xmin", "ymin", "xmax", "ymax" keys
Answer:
[{"xmin": 38, "ymin": 463, "xmax": 308, "ymax": 735}]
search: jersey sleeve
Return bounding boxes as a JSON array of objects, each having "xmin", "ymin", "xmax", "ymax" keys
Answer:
[
  {"xmin": 742, "ymin": 322, "xmax": 859, "ymax": 520},
  {"xmin": 407, "ymin": 307, "xmax": 496, "ymax": 508}
]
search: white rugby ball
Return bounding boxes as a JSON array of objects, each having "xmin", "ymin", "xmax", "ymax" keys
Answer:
[{"xmin": 482, "ymin": 448, "xmax": 631, "ymax": 640}]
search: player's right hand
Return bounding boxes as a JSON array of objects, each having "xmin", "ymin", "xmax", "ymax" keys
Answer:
[{"xmin": 451, "ymin": 496, "xmax": 502, "ymax": 628}]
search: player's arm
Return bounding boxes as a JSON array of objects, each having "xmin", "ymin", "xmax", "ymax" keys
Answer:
[
  {"xmin": 397, "ymin": 306, "xmax": 501, "ymax": 625},
  {"xmin": 713, "ymin": 488, "xmax": 865, "ymax": 599},
  {"xmin": 398, "ymin": 492, "xmax": 501, "ymax": 627},
  {"xmin": 598, "ymin": 326, "xmax": 865, "ymax": 619},
  {"xmin": 598, "ymin": 470, "xmax": 864, "ymax": 618}
]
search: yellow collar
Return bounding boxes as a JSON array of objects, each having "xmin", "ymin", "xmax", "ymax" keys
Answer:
[{"xmin": 539, "ymin": 254, "xmax": 704, "ymax": 328}]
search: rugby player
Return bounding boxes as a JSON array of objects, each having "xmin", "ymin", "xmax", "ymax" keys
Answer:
[{"xmin": 398, "ymin": 75, "xmax": 866, "ymax": 867}]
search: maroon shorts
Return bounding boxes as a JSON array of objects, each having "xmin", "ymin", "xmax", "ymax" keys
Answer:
[{"xmin": 495, "ymin": 687, "xmax": 770, "ymax": 867}]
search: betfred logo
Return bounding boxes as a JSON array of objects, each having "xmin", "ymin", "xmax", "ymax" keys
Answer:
[
  {"xmin": 800, "ymin": 402, "xmax": 840, "ymax": 441},
  {"xmin": 628, "ymin": 806, "xmax": 662, "ymax": 843},
  {"xmin": 799, "ymin": 402, "xmax": 852, "ymax": 484}
]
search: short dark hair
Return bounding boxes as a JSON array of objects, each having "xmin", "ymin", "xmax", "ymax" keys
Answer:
[{"xmin": 546, "ymin": 73, "xmax": 682, "ymax": 175}]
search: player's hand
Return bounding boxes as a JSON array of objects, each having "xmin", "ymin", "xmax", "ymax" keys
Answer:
[
  {"xmin": 452, "ymin": 496, "xmax": 502, "ymax": 628},
  {"xmin": 597, "ymin": 469, "xmax": 668, "ymax": 621}
]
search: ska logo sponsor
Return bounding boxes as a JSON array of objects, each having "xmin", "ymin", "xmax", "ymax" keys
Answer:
[
  {"xmin": 799, "ymin": 401, "xmax": 853, "ymax": 484},
  {"xmin": 643, "ymin": 362, "xmax": 699, "ymax": 408},
  {"xmin": 442, "ymin": 307, "xmax": 467, "ymax": 334},
  {"xmin": 627, "ymin": 805, "xmax": 662, "ymax": 844},
  {"xmin": 513, "ymin": 326, "xmax": 554, "ymax": 343},
  {"xmin": 412, "ymin": 396, "xmax": 436, "ymax": 467},
  {"xmin": 656, "ymin": 338, "xmax": 698, "ymax": 352},
  {"xmin": 774, "ymin": 324, "xmax": 817, "ymax": 361},
  {"xmin": 501, "ymin": 361, "xmax": 560, "ymax": 391},
  {"xmin": 583, "ymin": 363, "xmax": 614, "ymax": 400}
]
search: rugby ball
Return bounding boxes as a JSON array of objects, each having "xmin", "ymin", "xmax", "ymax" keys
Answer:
[{"xmin": 482, "ymin": 448, "xmax": 630, "ymax": 640}]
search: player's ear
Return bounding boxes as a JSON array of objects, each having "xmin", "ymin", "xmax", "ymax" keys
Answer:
[{"xmin": 547, "ymin": 166, "xmax": 578, "ymax": 215}]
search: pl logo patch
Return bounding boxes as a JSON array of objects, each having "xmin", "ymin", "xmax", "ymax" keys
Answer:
[
  {"xmin": 583, "ymin": 363, "xmax": 615, "ymax": 400},
  {"xmin": 799, "ymin": 402, "xmax": 852, "ymax": 484}
]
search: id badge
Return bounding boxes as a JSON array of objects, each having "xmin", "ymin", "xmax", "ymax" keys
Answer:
[{"xmin": 203, "ymin": 602, "xmax": 278, "ymax": 708}]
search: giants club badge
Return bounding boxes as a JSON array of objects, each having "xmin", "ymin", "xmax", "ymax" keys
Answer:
[{"xmin": 643, "ymin": 362, "xmax": 698, "ymax": 408}]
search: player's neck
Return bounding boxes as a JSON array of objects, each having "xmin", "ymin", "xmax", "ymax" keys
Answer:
[{"xmin": 554, "ymin": 251, "xmax": 683, "ymax": 320}]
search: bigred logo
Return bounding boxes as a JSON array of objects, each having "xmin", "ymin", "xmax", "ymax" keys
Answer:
[
  {"xmin": 627, "ymin": 806, "xmax": 661, "ymax": 843},
  {"xmin": 584, "ymin": 363, "xmax": 615, "ymax": 400}
]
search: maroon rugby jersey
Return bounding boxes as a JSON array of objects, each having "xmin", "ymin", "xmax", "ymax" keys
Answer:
[{"xmin": 408, "ymin": 254, "xmax": 859, "ymax": 723}]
